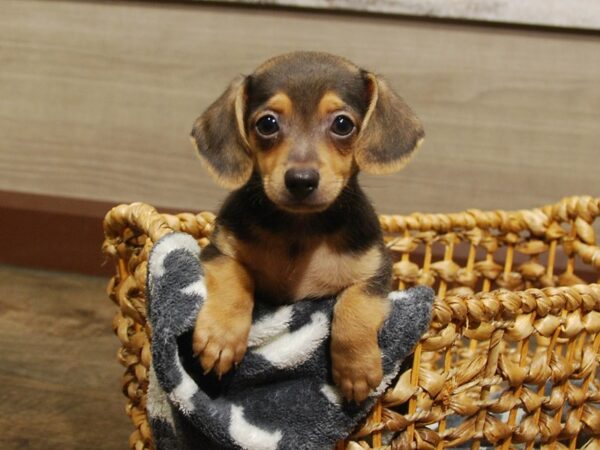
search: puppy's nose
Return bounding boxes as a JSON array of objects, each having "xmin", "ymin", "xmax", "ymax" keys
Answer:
[{"xmin": 284, "ymin": 168, "xmax": 320, "ymax": 200}]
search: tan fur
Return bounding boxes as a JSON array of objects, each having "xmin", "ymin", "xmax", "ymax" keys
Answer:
[
  {"xmin": 318, "ymin": 91, "xmax": 354, "ymax": 118},
  {"xmin": 331, "ymin": 285, "xmax": 390, "ymax": 402},
  {"xmin": 192, "ymin": 52, "xmax": 424, "ymax": 401},
  {"xmin": 316, "ymin": 140, "xmax": 353, "ymax": 203},
  {"xmin": 214, "ymin": 227, "xmax": 382, "ymax": 302},
  {"xmin": 249, "ymin": 91, "xmax": 357, "ymax": 212},
  {"xmin": 359, "ymin": 73, "xmax": 379, "ymax": 135},
  {"xmin": 233, "ymin": 83, "xmax": 251, "ymax": 151},
  {"xmin": 193, "ymin": 254, "xmax": 254, "ymax": 376},
  {"xmin": 208, "ymin": 225, "xmax": 389, "ymax": 401},
  {"xmin": 315, "ymin": 91, "xmax": 357, "ymax": 202},
  {"xmin": 357, "ymin": 136, "xmax": 424, "ymax": 175},
  {"xmin": 189, "ymin": 135, "xmax": 248, "ymax": 190},
  {"xmin": 253, "ymin": 141, "xmax": 291, "ymax": 203},
  {"xmin": 262, "ymin": 92, "xmax": 293, "ymax": 117},
  {"xmin": 355, "ymin": 73, "xmax": 424, "ymax": 174},
  {"xmin": 191, "ymin": 76, "xmax": 253, "ymax": 189}
]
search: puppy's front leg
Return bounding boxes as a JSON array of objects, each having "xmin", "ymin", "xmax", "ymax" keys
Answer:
[
  {"xmin": 331, "ymin": 284, "xmax": 390, "ymax": 403},
  {"xmin": 193, "ymin": 247, "xmax": 254, "ymax": 376}
]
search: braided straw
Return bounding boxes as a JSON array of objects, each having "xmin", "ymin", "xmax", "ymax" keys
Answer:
[
  {"xmin": 103, "ymin": 204, "xmax": 214, "ymax": 450},
  {"xmin": 103, "ymin": 196, "xmax": 600, "ymax": 449}
]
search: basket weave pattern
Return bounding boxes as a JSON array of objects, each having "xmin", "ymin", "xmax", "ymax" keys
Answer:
[{"xmin": 102, "ymin": 196, "xmax": 600, "ymax": 449}]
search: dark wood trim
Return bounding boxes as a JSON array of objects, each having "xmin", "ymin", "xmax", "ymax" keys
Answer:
[
  {"xmin": 0, "ymin": 191, "xmax": 181, "ymax": 276},
  {"xmin": 0, "ymin": 190, "xmax": 118, "ymax": 218},
  {"xmin": 0, "ymin": 191, "xmax": 117, "ymax": 276},
  {"xmin": 1, "ymin": 190, "xmax": 597, "ymax": 283}
]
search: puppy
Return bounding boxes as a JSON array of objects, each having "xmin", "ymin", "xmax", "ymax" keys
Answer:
[{"xmin": 190, "ymin": 52, "xmax": 423, "ymax": 403}]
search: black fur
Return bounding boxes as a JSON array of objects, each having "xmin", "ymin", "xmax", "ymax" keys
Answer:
[
  {"xmin": 216, "ymin": 171, "xmax": 382, "ymax": 255},
  {"xmin": 365, "ymin": 245, "xmax": 393, "ymax": 297},
  {"xmin": 246, "ymin": 53, "xmax": 368, "ymax": 125},
  {"xmin": 191, "ymin": 76, "xmax": 253, "ymax": 187},
  {"xmin": 198, "ymin": 242, "xmax": 223, "ymax": 263},
  {"xmin": 193, "ymin": 52, "xmax": 425, "ymax": 303}
]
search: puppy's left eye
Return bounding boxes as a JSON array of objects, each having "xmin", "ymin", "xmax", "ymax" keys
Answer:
[
  {"xmin": 255, "ymin": 115, "xmax": 279, "ymax": 137},
  {"xmin": 330, "ymin": 115, "xmax": 355, "ymax": 137}
]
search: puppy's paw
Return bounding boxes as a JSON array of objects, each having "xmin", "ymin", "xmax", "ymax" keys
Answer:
[
  {"xmin": 331, "ymin": 335, "xmax": 383, "ymax": 403},
  {"xmin": 193, "ymin": 305, "xmax": 251, "ymax": 377}
]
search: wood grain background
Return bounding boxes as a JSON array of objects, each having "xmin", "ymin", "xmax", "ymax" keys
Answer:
[
  {"xmin": 1, "ymin": 0, "xmax": 599, "ymax": 216},
  {"xmin": 0, "ymin": 265, "xmax": 130, "ymax": 449},
  {"xmin": 211, "ymin": 0, "xmax": 600, "ymax": 31}
]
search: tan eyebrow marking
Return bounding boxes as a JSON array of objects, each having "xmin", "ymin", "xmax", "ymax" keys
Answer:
[
  {"xmin": 249, "ymin": 92, "xmax": 293, "ymax": 128},
  {"xmin": 264, "ymin": 92, "xmax": 293, "ymax": 116},
  {"xmin": 318, "ymin": 91, "xmax": 346, "ymax": 117},
  {"xmin": 317, "ymin": 91, "xmax": 360, "ymax": 127}
]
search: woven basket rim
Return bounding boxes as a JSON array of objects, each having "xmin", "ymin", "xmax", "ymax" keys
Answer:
[
  {"xmin": 103, "ymin": 195, "xmax": 600, "ymax": 239},
  {"xmin": 102, "ymin": 195, "xmax": 600, "ymax": 450},
  {"xmin": 378, "ymin": 195, "xmax": 600, "ymax": 233}
]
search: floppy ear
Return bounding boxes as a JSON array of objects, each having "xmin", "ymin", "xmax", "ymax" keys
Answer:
[
  {"xmin": 355, "ymin": 73, "xmax": 424, "ymax": 174},
  {"xmin": 190, "ymin": 75, "xmax": 253, "ymax": 189}
]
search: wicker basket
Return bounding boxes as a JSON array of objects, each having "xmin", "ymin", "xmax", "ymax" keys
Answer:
[{"xmin": 102, "ymin": 196, "xmax": 600, "ymax": 450}]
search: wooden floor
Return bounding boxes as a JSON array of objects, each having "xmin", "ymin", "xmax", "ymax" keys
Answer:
[{"xmin": 0, "ymin": 264, "xmax": 130, "ymax": 449}]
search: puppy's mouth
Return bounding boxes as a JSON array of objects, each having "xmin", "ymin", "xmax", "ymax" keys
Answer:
[
  {"xmin": 277, "ymin": 196, "xmax": 331, "ymax": 213},
  {"xmin": 263, "ymin": 178, "xmax": 343, "ymax": 214}
]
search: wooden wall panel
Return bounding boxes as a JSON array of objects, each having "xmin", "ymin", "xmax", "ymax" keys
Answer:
[
  {"xmin": 209, "ymin": 0, "xmax": 600, "ymax": 31},
  {"xmin": 1, "ymin": 0, "xmax": 599, "ymax": 215}
]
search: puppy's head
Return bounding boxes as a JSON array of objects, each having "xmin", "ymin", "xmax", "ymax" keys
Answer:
[{"xmin": 191, "ymin": 52, "xmax": 424, "ymax": 213}]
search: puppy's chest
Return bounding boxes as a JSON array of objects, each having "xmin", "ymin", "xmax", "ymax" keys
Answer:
[{"xmin": 235, "ymin": 236, "xmax": 380, "ymax": 302}]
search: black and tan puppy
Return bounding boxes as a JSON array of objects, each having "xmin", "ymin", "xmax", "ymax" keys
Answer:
[{"xmin": 190, "ymin": 52, "xmax": 423, "ymax": 403}]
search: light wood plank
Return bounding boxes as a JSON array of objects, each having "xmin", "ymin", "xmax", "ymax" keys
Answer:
[
  {"xmin": 209, "ymin": 0, "xmax": 600, "ymax": 31},
  {"xmin": 0, "ymin": 0, "xmax": 599, "ymax": 215}
]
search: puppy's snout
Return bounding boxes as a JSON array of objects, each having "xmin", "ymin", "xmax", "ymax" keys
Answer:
[{"xmin": 284, "ymin": 168, "xmax": 320, "ymax": 200}]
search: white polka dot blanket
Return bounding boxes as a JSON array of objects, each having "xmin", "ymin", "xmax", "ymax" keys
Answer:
[{"xmin": 146, "ymin": 232, "xmax": 434, "ymax": 450}]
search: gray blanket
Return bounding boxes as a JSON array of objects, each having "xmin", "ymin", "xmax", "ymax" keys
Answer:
[{"xmin": 146, "ymin": 232, "xmax": 434, "ymax": 450}]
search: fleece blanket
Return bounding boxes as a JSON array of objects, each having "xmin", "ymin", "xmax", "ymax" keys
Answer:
[{"xmin": 145, "ymin": 232, "xmax": 434, "ymax": 450}]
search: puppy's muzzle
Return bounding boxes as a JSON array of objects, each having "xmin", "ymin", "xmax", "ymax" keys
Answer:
[{"xmin": 284, "ymin": 168, "xmax": 320, "ymax": 200}]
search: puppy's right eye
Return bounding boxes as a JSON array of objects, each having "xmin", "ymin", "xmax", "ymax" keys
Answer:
[{"xmin": 255, "ymin": 115, "xmax": 279, "ymax": 137}]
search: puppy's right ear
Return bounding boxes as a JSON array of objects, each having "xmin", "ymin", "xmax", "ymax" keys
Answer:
[{"xmin": 190, "ymin": 75, "xmax": 253, "ymax": 189}]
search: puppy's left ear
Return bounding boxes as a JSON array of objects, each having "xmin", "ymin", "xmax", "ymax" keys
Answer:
[
  {"xmin": 355, "ymin": 72, "xmax": 424, "ymax": 174},
  {"xmin": 190, "ymin": 75, "xmax": 253, "ymax": 189}
]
